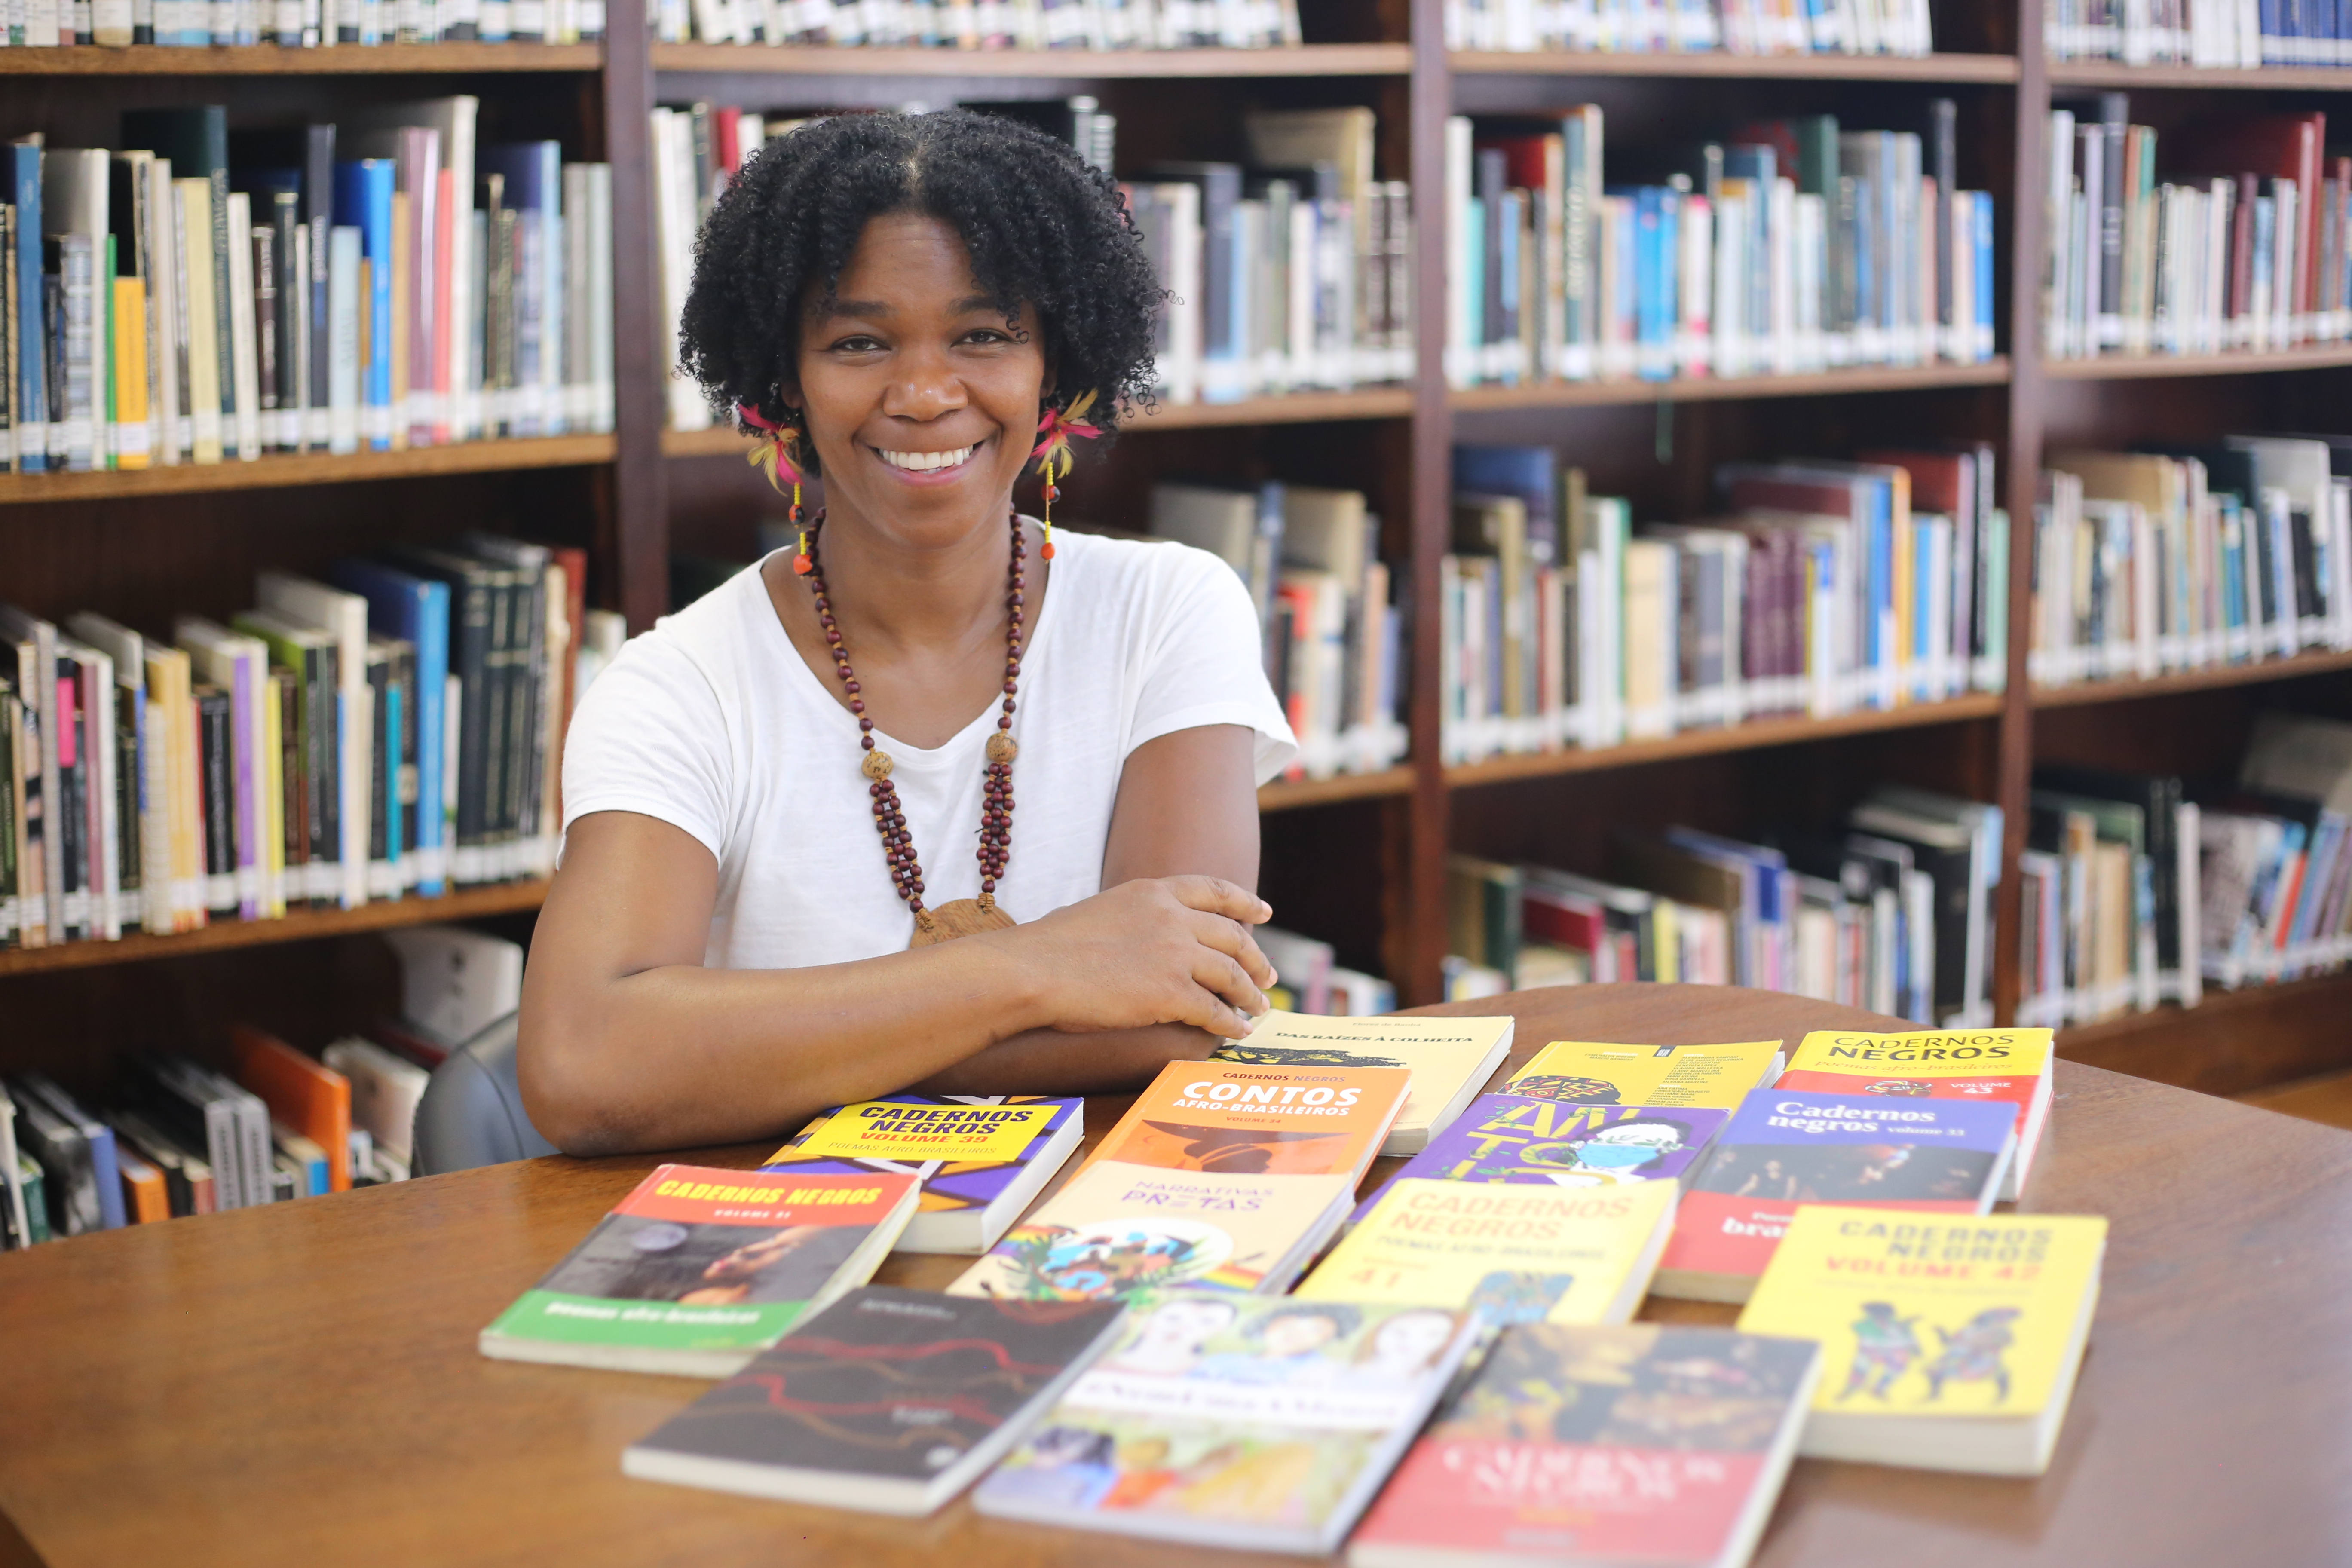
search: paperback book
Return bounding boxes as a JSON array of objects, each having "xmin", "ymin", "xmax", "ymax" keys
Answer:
[
  {"xmin": 1349, "ymin": 1323, "xmax": 1823, "ymax": 1568},
  {"xmin": 759, "ymin": 1094, "xmax": 1083, "ymax": 1254},
  {"xmin": 974, "ymin": 1290, "xmax": 1481, "ymax": 1554},
  {"xmin": 1506, "ymin": 1040, "xmax": 1784, "ymax": 1109},
  {"xmin": 1654, "ymin": 1090, "xmax": 2019, "ymax": 1303},
  {"xmin": 1351, "ymin": 1092, "xmax": 1729, "ymax": 1227},
  {"xmin": 1778, "ymin": 1028, "xmax": 2055, "ymax": 1200},
  {"xmin": 1087, "ymin": 1059, "xmax": 1412, "ymax": 1185},
  {"xmin": 1738, "ymin": 1207, "xmax": 2107, "ymax": 1476},
  {"xmin": 1215, "ymin": 1011, "xmax": 1514, "ymax": 1155},
  {"xmin": 1297, "ymin": 1178, "xmax": 1679, "ymax": 1327},
  {"xmin": 946, "ymin": 1159, "xmax": 1356, "ymax": 1302},
  {"xmin": 621, "ymin": 1286, "xmax": 1128, "ymax": 1516},
  {"xmin": 478, "ymin": 1164, "xmax": 920, "ymax": 1376}
]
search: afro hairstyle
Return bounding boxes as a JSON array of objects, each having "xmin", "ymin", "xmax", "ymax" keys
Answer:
[{"xmin": 677, "ymin": 107, "xmax": 1165, "ymax": 473}]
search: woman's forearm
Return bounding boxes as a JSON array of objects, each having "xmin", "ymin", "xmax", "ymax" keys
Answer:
[{"xmin": 908, "ymin": 1022, "xmax": 1224, "ymax": 1100}]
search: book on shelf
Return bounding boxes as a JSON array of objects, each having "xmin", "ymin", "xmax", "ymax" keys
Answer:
[
  {"xmin": 1296, "ymin": 1176, "xmax": 1679, "ymax": 1327},
  {"xmin": 231, "ymin": 1024, "xmax": 354, "ymax": 1193},
  {"xmin": 1652, "ymin": 1087, "xmax": 2019, "ymax": 1303},
  {"xmin": 2046, "ymin": 0, "xmax": 2275, "ymax": 65},
  {"xmin": 321, "ymin": 1035, "xmax": 428, "ymax": 1174},
  {"xmin": 659, "ymin": 0, "xmax": 1302, "ymax": 46},
  {"xmin": 0, "ymin": 0, "xmax": 606, "ymax": 43},
  {"xmin": 1213, "ymin": 1009, "xmax": 1514, "ymax": 1155},
  {"xmin": 621, "ymin": 1285, "xmax": 1128, "ymax": 1516},
  {"xmin": 478, "ymin": 1164, "xmax": 921, "ymax": 1376},
  {"xmin": 758, "ymin": 1094, "xmax": 1084, "ymax": 1254},
  {"xmin": 6, "ymin": 1073, "xmax": 124, "ymax": 1237},
  {"xmin": 1, "ymin": 106, "xmax": 612, "ymax": 477},
  {"xmin": 2043, "ymin": 101, "xmax": 2350, "ymax": 361},
  {"xmin": 973, "ymin": 1290, "xmax": 1481, "ymax": 1554},
  {"xmin": 1736, "ymin": 1207, "xmax": 2107, "ymax": 1476},
  {"xmin": 1246, "ymin": 926, "xmax": 1397, "ymax": 1017},
  {"xmin": 1445, "ymin": 0, "xmax": 1932, "ymax": 55},
  {"xmin": 1443, "ymin": 99, "xmax": 1994, "ymax": 395},
  {"xmin": 1507, "ymin": 1037, "xmax": 1784, "ymax": 1107},
  {"xmin": 0, "ymin": 1083, "xmax": 27, "ymax": 1251},
  {"xmin": 1780, "ymin": 1028, "xmax": 2055, "ymax": 1200},
  {"xmin": 1349, "ymin": 1092, "xmax": 1730, "ymax": 1227},
  {"xmin": 1349, "ymin": 1322, "xmax": 1823, "ymax": 1568}
]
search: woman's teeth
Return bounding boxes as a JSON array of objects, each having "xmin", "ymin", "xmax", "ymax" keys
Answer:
[{"xmin": 878, "ymin": 445, "xmax": 975, "ymax": 473}]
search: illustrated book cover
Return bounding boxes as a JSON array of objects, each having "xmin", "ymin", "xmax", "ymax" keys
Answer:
[
  {"xmin": 1506, "ymin": 1040, "xmax": 1784, "ymax": 1110},
  {"xmin": 478, "ymin": 1164, "xmax": 919, "ymax": 1375},
  {"xmin": 1085, "ymin": 1060, "xmax": 1412, "ymax": 1187},
  {"xmin": 1778, "ymin": 1028, "xmax": 2055, "ymax": 1200},
  {"xmin": 1215, "ymin": 1011, "xmax": 1514, "ymax": 1154}
]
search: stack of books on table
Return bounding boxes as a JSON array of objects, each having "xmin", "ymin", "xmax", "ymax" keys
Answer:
[
  {"xmin": 1442, "ymin": 0, "xmax": 1938, "ymax": 55},
  {"xmin": 1443, "ymin": 98, "xmax": 1997, "ymax": 392},
  {"xmin": 4, "ymin": 106, "xmax": 614, "ymax": 478},
  {"xmin": 1442, "ymin": 445, "xmax": 2009, "ymax": 767},
  {"xmin": 468, "ymin": 1017, "xmax": 2102, "ymax": 1564}
]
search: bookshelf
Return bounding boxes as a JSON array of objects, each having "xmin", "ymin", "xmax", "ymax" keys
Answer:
[{"xmin": 9, "ymin": 0, "xmax": 2352, "ymax": 1109}]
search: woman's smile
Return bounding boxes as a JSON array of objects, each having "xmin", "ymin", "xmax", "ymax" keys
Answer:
[{"xmin": 872, "ymin": 437, "xmax": 989, "ymax": 485}]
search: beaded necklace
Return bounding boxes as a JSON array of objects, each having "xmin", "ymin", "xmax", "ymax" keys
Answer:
[{"xmin": 805, "ymin": 507, "xmax": 1027, "ymax": 947}]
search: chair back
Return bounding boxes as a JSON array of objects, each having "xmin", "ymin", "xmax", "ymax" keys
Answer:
[{"xmin": 410, "ymin": 1012, "xmax": 559, "ymax": 1175}]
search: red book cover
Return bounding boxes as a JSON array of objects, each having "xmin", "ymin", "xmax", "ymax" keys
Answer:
[
  {"xmin": 1856, "ymin": 449, "xmax": 1972, "ymax": 520},
  {"xmin": 432, "ymin": 167, "xmax": 454, "ymax": 444},
  {"xmin": 1522, "ymin": 887, "xmax": 1606, "ymax": 955},
  {"xmin": 715, "ymin": 106, "xmax": 742, "ymax": 176}
]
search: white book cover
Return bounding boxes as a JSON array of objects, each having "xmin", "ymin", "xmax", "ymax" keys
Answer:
[{"xmin": 256, "ymin": 573, "xmax": 370, "ymax": 910}]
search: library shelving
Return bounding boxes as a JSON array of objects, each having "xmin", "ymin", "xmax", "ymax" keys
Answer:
[{"xmin": 10, "ymin": 0, "xmax": 2352, "ymax": 1109}]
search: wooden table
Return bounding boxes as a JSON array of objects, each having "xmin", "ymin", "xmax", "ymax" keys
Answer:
[{"xmin": 5, "ymin": 984, "xmax": 2351, "ymax": 1568}]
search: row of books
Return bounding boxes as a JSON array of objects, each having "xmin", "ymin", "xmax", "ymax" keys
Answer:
[
  {"xmin": 1439, "ymin": 445, "xmax": 2008, "ymax": 766},
  {"xmin": 3, "ymin": 103, "xmax": 616, "ymax": 477},
  {"xmin": 0, "ymin": 0, "xmax": 603, "ymax": 43},
  {"xmin": 2030, "ymin": 436, "xmax": 2352, "ymax": 689},
  {"xmin": 0, "ymin": 544, "xmax": 627, "ymax": 950},
  {"xmin": 1447, "ymin": 784, "xmax": 2004, "ymax": 1028},
  {"xmin": 1143, "ymin": 481, "xmax": 1408, "ymax": 780},
  {"xmin": 1443, "ymin": 0, "xmax": 1938, "ymax": 55},
  {"xmin": 482, "ymin": 1023, "xmax": 2092, "ymax": 1560},
  {"xmin": 2046, "ymin": 0, "xmax": 2352, "ymax": 66},
  {"xmin": 659, "ymin": 0, "xmax": 1302, "ymax": 47},
  {"xmin": 2042, "ymin": 102, "xmax": 2349, "ymax": 361},
  {"xmin": 1443, "ymin": 101, "xmax": 1997, "ymax": 393}
]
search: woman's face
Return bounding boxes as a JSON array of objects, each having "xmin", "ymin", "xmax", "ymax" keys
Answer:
[{"xmin": 787, "ymin": 211, "xmax": 1047, "ymax": 545}]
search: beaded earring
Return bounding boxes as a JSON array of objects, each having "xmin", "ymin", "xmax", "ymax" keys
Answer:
[
  {"xmin": 1029, "ymin": 389, "xmax": 1101, "ymax": 561},
  {"xmin": 738, "ymin": 401, "xmax": 812, "ymax": 573}
]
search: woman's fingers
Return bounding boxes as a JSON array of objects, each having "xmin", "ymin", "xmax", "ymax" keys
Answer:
[
  {"xmin": 1184, "ymin": 910, "xmax": 1279, "ymax": 990},
  {"xmin": 1192, "ymin": 948, "xmax": 1269, "ymax": 1025},
  {"xmin": 1161, "ymin": 874, "xmax": 1273, "ymax": 927}
]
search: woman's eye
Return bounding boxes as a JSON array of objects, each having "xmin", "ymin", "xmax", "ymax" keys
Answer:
[
  {"xmin": 962, "ymin": 328, "xmax": 1012, "ymax": 346},
  {"xmin": 832, "ymin": 335, "xmax": 885, "ymax": 353}
]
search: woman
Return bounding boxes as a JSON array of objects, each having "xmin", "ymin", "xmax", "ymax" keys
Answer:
[{"xmin": 521, "ymin": 110, "xmax": 1293, "ymax": 1155}]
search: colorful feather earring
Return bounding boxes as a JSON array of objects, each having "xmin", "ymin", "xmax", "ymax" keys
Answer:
[
  {"xmin": 739, "ymin": 401, "xmax": 812, "ymax": 573},
  {"xmin": 1029, "ymin": 389, "xmax": 1101, "ymax": 561}
]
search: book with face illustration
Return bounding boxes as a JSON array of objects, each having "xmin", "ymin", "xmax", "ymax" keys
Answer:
[
  {"xmin": 1215, "ymin": 1011, "xmax": 1515, "ymax": 1155},
  {"xmin": 477, "ymin": 1164, "xmax": 920, "ymax": 1376},
  {"xmin": 1084, "ymin": 1059, "xmax": 1412, "ymax": 1188},
  {"xmin": 944, "ymin": 1159, "xmax": 1357, "ymax": 1303},
  {"xmin": 974, "ymin": 1289, "xmax": 1481, "ymax": 1554},
  {"xmin": 1348, "ymin": 1092, "xmax": 1730, "ymax": 1229}
]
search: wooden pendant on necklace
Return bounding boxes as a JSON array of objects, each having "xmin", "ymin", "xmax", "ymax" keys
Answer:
[{"xmin": 809, "ymin": 507, "xmax": 1031, "ymax": 951}]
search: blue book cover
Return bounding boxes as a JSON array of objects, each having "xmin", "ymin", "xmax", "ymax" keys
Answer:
[
  {"xmin": 1349, "ymin": 1092, "xmax": 1729, "ymax": 1229},
  {"xmin": 1464, "ymin": 197, "xmax": 1484, "ymax": 371},
  {"xmin": 333, "ymin": 159, "xmax": 396, "ymax": 449},
  {"xmin": 1972, "ymin": 190, "xmax": 1995, "ymax": 361},
  {"xmin": 1634, "ymin": 187, "xmax": 1669, "ymax": 381},
  {"xmin": 10, "ymin": 143, "xmax": 46, "ymax": 472},
  {"xmin": 329, "ymin": 559, "xmax": 449, "ymax": 893}
]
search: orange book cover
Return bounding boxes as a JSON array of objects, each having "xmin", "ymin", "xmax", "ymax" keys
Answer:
[
  {"xmin": 119, "ymin": 1148, "xmax": 170, "ymax": 1223},
  {"xmin": 232, "ymin": 1025, "xmax": 353, "ymax": 1191},
  {"xmin": 1087, "ymin": 1060, "xmax": 1411, "ymax": 1181}
]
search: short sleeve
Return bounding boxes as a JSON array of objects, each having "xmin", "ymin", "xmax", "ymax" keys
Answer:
[
  {"xmin": 1127, "ymin": 545, "xmax": 1300, "ymax": 786},
  {"xmin": 560, "ymin": 630, "xmax": 734, "ymax": 860}
]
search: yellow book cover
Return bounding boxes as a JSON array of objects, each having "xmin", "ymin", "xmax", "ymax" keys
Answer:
[
  {"xmin": 1507, "ymin": 1039, "xmax": 1783, "ymax": 1110},
  {"xmin": 175, "ymin": 178, "xmax": 224, "ymax": 466},
  {"xmin": 260, "ymin": 671, "xmax": 285, "ymax": 918},
  {"xmin": 1296, "ymin": 1177, "xmax": 1678, "ymax": 1327},
  {"xmin": 1087, "ymin": 1059, "xmax": 1411, "ymax": 1183},
  {"xmin": 1214, "ymin": 1010, "xmax": 1514, "ymax": 1154},
  {"xmin": 1736, "ymin": 1207, "xmax": 2107, "ymax": 1474},
  {"xmin": 946, "ymin": 1159, "xmax": 1353, "ymax": 1302},
  {"xmin": 111, "ymin": 276, "xmax": 150, "ymax": 469}
]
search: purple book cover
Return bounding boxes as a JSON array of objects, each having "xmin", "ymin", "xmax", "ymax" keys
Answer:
[
  {"xmin": 759, "ymin": 1095, "xmax": 1081, "ymax": 1220},
  {"xmin": 230, "ymin": 642, "xmax": 259, "ymax": 919},
  {"xmin": 1351, "ymin": 1093, "xmax": 1729, "ymax": 1229}
]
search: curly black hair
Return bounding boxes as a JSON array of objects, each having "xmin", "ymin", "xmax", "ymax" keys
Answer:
[{"xmin": 678, "ymin": 108, "xmax": 1164, "ymax": 472}]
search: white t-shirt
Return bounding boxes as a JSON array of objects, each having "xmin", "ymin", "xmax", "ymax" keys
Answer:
[{"xmin": 561, "ymin": 527, "xmax": 1297, "ymax": 970}]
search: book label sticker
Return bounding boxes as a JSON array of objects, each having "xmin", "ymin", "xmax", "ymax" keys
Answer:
[{"xmin": 796, "ymin": 1101, "xmax": 1059, "ymax": 1162}]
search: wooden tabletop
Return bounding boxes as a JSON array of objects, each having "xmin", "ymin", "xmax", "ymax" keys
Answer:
[{"xmin": 5, "ymin": 984, "xmax": 2350, "ymax": 1568}]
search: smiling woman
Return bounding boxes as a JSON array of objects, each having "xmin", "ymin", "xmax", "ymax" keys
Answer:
[{"xmin": 518, "ymin": 111, "xmax": 1299, "ymax": 1158}]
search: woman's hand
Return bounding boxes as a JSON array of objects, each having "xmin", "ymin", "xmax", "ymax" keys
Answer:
[{"xmin": 987, "ymin": 875, "xmax": 1278, "ymax": 1040}]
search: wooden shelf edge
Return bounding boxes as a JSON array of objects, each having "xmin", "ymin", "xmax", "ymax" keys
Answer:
[
  {"xmin": 0, "ymin": 41, "xmax": 602, "ymax": 73},
  {"xmin": 2043, "ymin": 346, "xmax": 2352, "ymax": 380},
  {"xmin": 2056, "ymin": 972, "xmax": 2352, "ymax": 1055},
  {"xmin": 1258, "ymin": 767, "xmax": 1413, "ymax": 811},
  {"xmin": 0, "ymin": 881, "xmax": 549, "ymax": 977},
  {"xmin": 650, "ymin": 42, "xmax": 1412, "ymax": 76},
  {"xmin": 2032, "ymin": 650, "xmax": 2352, "ymax": 707},
  {"xmin": 1444, "ymin": 695, "xmax": 2006, "ymax": 788},
  {"xmin": 2048, "ymin": 61, "xmax": 2352, "ymax": 90},
  {"xmin": 1, "ymin": 435, "xmax": 616, "ymax": 504},
  {"xmin": 1450, "ymin": 49, "xmax": 2017, "ymax": 81},
  {"xmin": 662, "ymin": 391, "xmax": 1412, "ymax": 455},
  {"xmin": 1452, "ymin": 360, "xmax": 2009, "ymax": 412}
]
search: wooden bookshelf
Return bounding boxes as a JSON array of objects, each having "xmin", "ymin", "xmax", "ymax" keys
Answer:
[
  {"xmin": 2047, "ymin": 61, "xmax": 2352, "ymax": 89},
  {"xmin": 650, "ymin": 42, "xmax": 1414, "ymax": 75},
  {"xmin": 0, "ymin": 41, "xmax": 602, "ymax": 72},
  {"xmin": 1259, "ymin": 766, "xmax": 1414, "ymax": 809},
  {"xmin": 0, "ymin": 435, "xmax": 617, "ymax": 504},
  {"xmin": 1452, "ymin": 359, "xmax": 2010, "ymax": 411},
  {"xmin": 2032, "ymin": 650, "xmax": 2352, "ymax": 707},
  {"xmin": 0, "ymin": 881, "xmax": 551, "ymax": 978},
  {"xmin": 2043, "ymin": 344, "xmax": 2352, "ymax": 380},
  {"xmin": 2058, "ymin": 971, "xmax": 2352, "ymax": 1097},
  {"xmin": 1449, "ymin": 49, "xmax": 2020, "ymax": 81}
]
